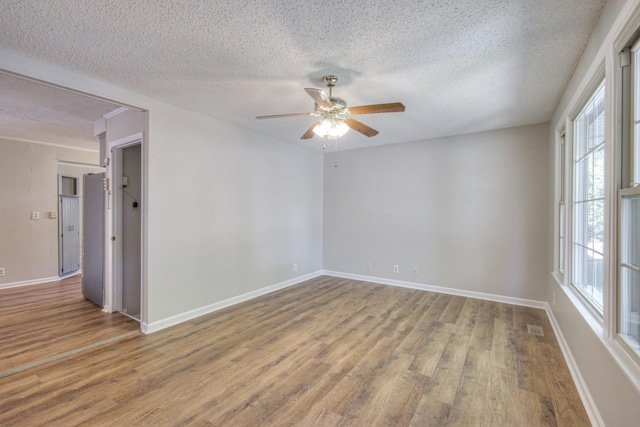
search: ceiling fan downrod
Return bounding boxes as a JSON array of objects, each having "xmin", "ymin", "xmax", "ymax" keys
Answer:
[{"xmin": 323, "ymin": 75, "xmax": 338, "ymax": 98}]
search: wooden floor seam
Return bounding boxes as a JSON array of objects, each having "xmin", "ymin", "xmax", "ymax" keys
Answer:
[{"xmin": 0, "ymin": 330, "xmax": 140, "ymax": 379}]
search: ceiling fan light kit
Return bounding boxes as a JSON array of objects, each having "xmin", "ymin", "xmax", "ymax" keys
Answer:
[
  {"xmin": 256, "ymin": 75, "xmax": 405, "ymax": 143},
  {"xmin": 312, "ymin": 118, "xmax": 349, "ymax": 139}
]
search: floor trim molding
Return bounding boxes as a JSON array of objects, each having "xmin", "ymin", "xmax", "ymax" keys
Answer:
[
  {"xmin": 142, "ymin": 270, "xmax": 323, "ymax": 334},
  {"xmin": 322, "ymin": 270, "xmax": 547, "ymax": 309},
  {"xmin": 0, "ymin": 276, "xmax": 62, "ymax": 290},
  {"xmin": 544, "ymin": 304, "xmax": 604, "ymax": 427}
]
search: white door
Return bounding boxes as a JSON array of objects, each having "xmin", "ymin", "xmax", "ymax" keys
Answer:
[{"xmin": 59, "ymin": 195, "xmax": 80, "ymax": 276}]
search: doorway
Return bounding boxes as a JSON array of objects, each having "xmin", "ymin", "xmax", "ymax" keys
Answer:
[
  {"xmin": 58, "ymin": 175, "xmax": 80, "ymax": 277},
  {"xmin": 107, "ymin": 135, "xmax": 143, "ymax": 321}
]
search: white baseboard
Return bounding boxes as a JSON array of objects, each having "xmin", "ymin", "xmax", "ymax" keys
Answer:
[
  {"xmin": 0, "ymin": 276, "xmax": 61, "ymax": 290},
  {"xmin": 322, "ymin": 270, "xmax": 547, "ymax": 309},
  {"xmin": 544, "ymin": 304, "xmax": 604, "ymax": 427},
  {"xmin": 141, "ymin": 270, "xmax": 323, "ymax": 334}
]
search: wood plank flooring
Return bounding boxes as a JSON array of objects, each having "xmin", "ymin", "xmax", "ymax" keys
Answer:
[
  {"xmin": 0, "ymin": 276, "xmax": 590, "ymax": 426},
  {"xmin": 0, "ymin": 275, "xmax": 140, "ymax": 374}
]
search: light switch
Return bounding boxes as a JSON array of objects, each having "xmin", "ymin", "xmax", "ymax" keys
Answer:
[
  {"xmin": 50, "ymin": 211, "xmax": 58, "ymax": 219},
  {"xmin": 31, "ymin": 212, "xmax": 40, "ymax": 220}
]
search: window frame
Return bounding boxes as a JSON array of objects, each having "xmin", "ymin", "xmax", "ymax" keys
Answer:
[
  {"xmin": 559, "ymin": 134, "xmax": 566, "ymax": 277},
  {"xmin": 618, "ymin": 186, "xmax": 640, "ymax": 365},
  {"xmin": 614, "ymin": 34, "xmax": 640, "ymax": 362},
  {"xmin": 555, "ymin": 130, "xmax": 567, "ymax": 281},
  {"xmin": 570, "ymin": 79, "xmax": 607, "ymax": 315},
  {"xmin": 632, "ymin": 42, "xmax": 640, "ymax": 187}
]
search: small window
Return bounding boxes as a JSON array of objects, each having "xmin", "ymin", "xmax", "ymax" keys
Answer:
[{"xmin": 60, "ymin": 176, "xmax": 78, "ymax": 196}]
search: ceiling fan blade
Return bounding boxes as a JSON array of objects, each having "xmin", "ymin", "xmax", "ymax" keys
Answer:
[
  {"xmin": 348, "ymin": 102, "xmax": 406, "ymax": 115},
  {"xmin": 256, "ymin": 112, "xmax": 315, "ymax": 119},
  {"xmin": 301, "ymin": 120, "xmax": 322, "ymax": 139},
  {"xmin": 304, "ymin": 88, "xmax": 333, "ymax": 109},
  {"xmin": 344, "ymin": 118, "xmax": 379, "ymax": 137}
]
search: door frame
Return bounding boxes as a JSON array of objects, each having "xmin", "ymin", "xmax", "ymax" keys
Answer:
[{"xmin": 104, "ymin": 132, "xmax": 146, "ymax": 326}]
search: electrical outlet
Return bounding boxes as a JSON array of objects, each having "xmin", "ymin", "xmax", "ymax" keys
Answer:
[
  {"xmin": 0, "ymin": 267, "xmax": 5, "ymax": 277},
  {"xmin": 393, "ymin": 265, "xmax": 399, "ymax": 273},
  {"xmin": 413, "ymin": 267, "xmax": 418, "ymax": 276},
  {"xmin": 31, "ymin": 211, "xmax": 40, "ymax": 220},
  {"xmin": 367, "ymin": 262, "xmax": 372, "ymax": 270},
  {"xmin": 293, "ymin": 263, "xmax": 298, "ymax": 272}
]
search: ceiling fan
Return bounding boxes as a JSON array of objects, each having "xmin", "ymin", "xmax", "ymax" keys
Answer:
[{"xmin": 256, "ymin": 75, "xmax": 405, "ymax": 140}]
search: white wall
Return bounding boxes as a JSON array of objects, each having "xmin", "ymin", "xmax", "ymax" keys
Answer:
[
  {"xmin": 0, "ymin": 137, "xmax": 99, "ymax": 287},
  {"xmin": 324, "ymin": 123, "xmax": 549, "ymax": 301},
  {"xmin": 146, "ymin": 105, "xmax": 323, "ymax": 325},
  {"xmin": 547, "ymin": 0, "xmax": 640, "ymax": 426}
]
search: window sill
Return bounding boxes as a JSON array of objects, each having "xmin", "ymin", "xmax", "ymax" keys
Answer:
[
  {"xmin": 551, "ymin": 270, "xmax": 564, "ymax": 287},
  {"xmin": 556, "ymin": 278, "xmax": 640, "ymax": 395},
  {"xmin": 559, "ymin": 280, "xmax": 604, "ymax": 334}
]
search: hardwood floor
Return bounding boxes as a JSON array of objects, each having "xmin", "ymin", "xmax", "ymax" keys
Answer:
[
  {"xmin": 0, "ymin": 276, "xmax": 589, "ymax": 426},
  {"xmin": 0, "ymin": 275, "xmax": 140, "ymax": 375}
]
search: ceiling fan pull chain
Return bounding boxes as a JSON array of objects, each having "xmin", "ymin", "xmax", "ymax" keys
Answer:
[{"xmin": 334, "ymin": 139, "xmax": 339, "ymax": 168}]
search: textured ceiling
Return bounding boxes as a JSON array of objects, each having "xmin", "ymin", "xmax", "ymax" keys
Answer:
[
  {"xmin": 0, "ymin": 0, "xmax": 606, "ymax": 151},
  {"xmin": 0, "ymin": 73, "xmax": 120, "ymax": 149}
]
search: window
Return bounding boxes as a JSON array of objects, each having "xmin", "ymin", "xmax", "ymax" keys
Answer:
[
  {"xmin": 634, "ymin": 45, "xmax": 640, "ymax": 187},
  {"xmin": 620, "ymin": 191, "xmax": 640, "ymax": 351},
  {"xmin": 618, "ymin": 39, "xmax": 640, "ymax": 356},
  {"xmin": 554, "ymin": 7, "xmax": 640, "ymax": 377},
  {"xmin": 572, "ymin": 81, "xmax": 606, "ymax": 313},
  {"xmin": 59, "ymin": 175, "xmax": 78, "ymax": 196},
  {"xmin": 558, "ymin": 133, "xmax": 566, "ymax": 276}
]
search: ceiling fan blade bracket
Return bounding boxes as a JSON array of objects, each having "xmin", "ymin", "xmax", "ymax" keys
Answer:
[{"xmin": 305, "ymin": 88, "xmax": 333, "ymax": 109}]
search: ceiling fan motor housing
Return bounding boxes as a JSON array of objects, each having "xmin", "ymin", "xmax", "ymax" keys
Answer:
[{"xmin": 314, "ymin": 97, "xmax": 348, "ymax": 116}]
